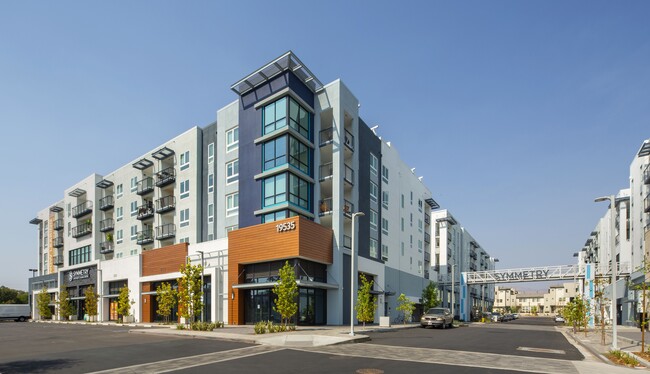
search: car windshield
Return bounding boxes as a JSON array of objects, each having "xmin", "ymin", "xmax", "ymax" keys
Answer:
[{"xmin": 427, "ymin": 308, "xmax": 446, "ymax": 315}]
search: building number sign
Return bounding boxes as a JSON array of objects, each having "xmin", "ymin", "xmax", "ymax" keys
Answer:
[{"xmin": 276, "ymin": 221, "xmax": 296, "ymax": 232}]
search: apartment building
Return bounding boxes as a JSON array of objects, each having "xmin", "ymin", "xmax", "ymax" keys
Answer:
[
  {"xmin": 494, "ymin": 282, "xmax": 578, "ymax": 315},
  {"xmin": 28, "ymin": 51, "xmax": 490, "ymax": 325},
  {"xmin": 432, "ymin": 209, "xmax": 496, "ymax": 319}
]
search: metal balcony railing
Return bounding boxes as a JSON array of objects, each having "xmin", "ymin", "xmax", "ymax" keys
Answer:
[
  {"xmin": 644, "ymin": 166, "xmax": 650, "ymax": 184},
  {"xmin": 344, "ymin": 165, "xmax": 354, "ymax": 185},
  {"xmin": 155, "ymin": 224, "xmax": 176, "ymax": 240},
  {"xmin": 319, "ymin": 198, "xmax": 333, "ymax": 215},
  {"xmin": 71, "ymin": 222, "xmax": 92, "ymax": 238},
  {"xmin": 344, "ymin": 130, "xmax": 354, "ymax": 151},
  {"xmin": 155, "ymin": 167, "xmax": 176, "ymax": 188},
  {"xmin": 53, "ymin": 237, "xmax": 64, "ymax": 248},
  {"xmin": 343, "ymin": 200, "xmax": 354, "ymax": 218},
  {"xmin": 319, "ymin": 163, "xmax": 333, "ymax": 180},
  {"xmin": 137, "ymin": 202, "xmax": 155, "ymax": 220},
  {"xmin": 424, "ymin": 232, "xmax": 431, "ymax": 244},
  {"xmin": 424, "ymin": 214, "xmax": 430, "ymax": 226},
  {"xmin": 100, "ymin": 241, "xmax": 114, "ymax": 254},
  {"xmin": 137, "ymin": 177, "xmax": 154, "ymax": 195},
  {"xmin": 99, "ymin": 218, "xmax": 114, "ymax": 232},
  {"xmin": 136, "ymin": 230, "xmax": 154, "ymax": 245},
  {"xmin": 99, "ymin": 195, "xmax": 114, "ymax": 211},
  {"xmin": 53, "ymin": 219, "xmax": 64, "ymax": 231},
  {"xmin": 319, "ymin": 127, "xmax": 334, "ymax": 146},
  {"xmin": 53, "ymin": 255, "xmax": 64, "ymax": 266},
  {"xmin": 71, "ymin": 201, "xmax": 93, "ymax": 218},
  {"xmin": 155, "ymin": 195, "xmax": 176, "ymax": 214}
]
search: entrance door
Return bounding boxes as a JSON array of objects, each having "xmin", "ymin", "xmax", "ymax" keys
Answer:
[{"xmin": 109, "ymin": 299, "xmax": 118, "ymax": 321}]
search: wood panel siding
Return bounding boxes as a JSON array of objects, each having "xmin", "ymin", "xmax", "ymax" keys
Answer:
[
  {"xmin": 141, "ymin": 283, "xmax": 152, "ymax": 322},
  {"xmin": 228, "ymin": 216, "xmax": 332, "ymax": 324},
  {"xmin": 141, "ymin": 242, "xmax": 188, "ymax": 277}
]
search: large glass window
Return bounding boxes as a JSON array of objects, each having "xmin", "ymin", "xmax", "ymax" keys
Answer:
[
  {"xmin": 180, "ymin": 151, "xmax": 190, "ymax": 171},
  {"xmin": 226, "ymin": 127, "xmax": 239, "ymax": 152},
  {"xmin": 370, "ymin": 209, "xmax": 378, "ymax": 231},
  {"xmin": 226, "ymin": 193, "xmax": 239, "ymax": 216},
  {"xmin": 369, "ymin": 238, "xmax": 378, "ymax": 258},
  {"xmin": 226, "ymin": 160, "xmax": 239, "ymax": 184},
  {"xmin": 288, "ymin": 97, "xmax": 310, "ymax": 139},
  {"xmin": 69, "ymin": 245, "xmax": 92, "ymax": 266},
  {"xmin": 263, "ymin": 174, "xmax": 287, "ymax": 207},
  {"xmin": 370, "ymin": 181, "xmax": 378, "ymax": 203},
  {"xmin": 263, "ymin": 136, "xmax": 287, "ymax": 170},
  {"xmin": 370, "ymin": 153, "xmax": 378, "ymax": 176},
  {"xmin": 289, "ymin": 174, "xmax": 309, "ymax": 210},
  {"xmin": 289, "ymin": 136, "xmax": 309, "ymax": 174},
  {"xmin": 263, "ymin": 97, "xmax": 287, "ymax": 135},
  {"xmin": 208, "ymin": 143, "xmax": 214, "ymax": 163}
]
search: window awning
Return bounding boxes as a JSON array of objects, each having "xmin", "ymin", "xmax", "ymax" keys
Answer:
[
  {"xmin": 96, "ymin": 179, "xmax": 114, "ymax": 189},
  {"xmin": 133, "ymin": 158, "xmax": 154, "ymax": 170},
  {"xmin": 68, "ymin": 188, "xmax": 86, "ymax": 197}
]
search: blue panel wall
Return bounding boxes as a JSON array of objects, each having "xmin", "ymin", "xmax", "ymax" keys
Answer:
[{"xmin": 357, "ymin": 118, "xmax": 382, "ymax": 261}]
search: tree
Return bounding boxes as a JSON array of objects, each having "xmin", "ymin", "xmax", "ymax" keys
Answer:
[
  {"xmin": 36, "ymin": 286, "xmax": 51, "ymax": 320},
  {"xmin": 421, "ymin": 282, "xmax": 440, "ymax": 311},
  {"xmin": 531, "ymin": 306, "xmax": 538, "ymax": 316},
  {"xmin": 356, "ymin": 274, "xmax": 376, "ymax": 327},
  {"xmin": 273, "ymin": 261, "xmax": 298, "ymax": 327},
  {"xmin": 58, "ymin": 285, "xmax": 74, "ymax": 320},
  {"xmin": 84, "ymin": 286, "xmax": 98, "ymax": 318},
  {"xmin": 396, "ymin": 293, "xmax": 415, "ymax": 324},
  {"xmin": 177, "ymin": 258, "xmax": 203, "ymax": 324},
  {"xmin": 0, "ymin": 286, "xmax": 28, "ymax": 304},
  {"xmin": 156, "ymin": 282, "xmax": 177, "ymax": 324},
  {"xmin": 563, "ymin": 296, "xmax": 589, "ymax": 335},
  {"xmin": 117, "ymin": 286, "xmax": 134, "ymax": 321}
]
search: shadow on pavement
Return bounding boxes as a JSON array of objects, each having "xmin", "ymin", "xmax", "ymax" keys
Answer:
[{"xmin": 0, "ymin": 358, "xmax": 79, "ymax": 373}]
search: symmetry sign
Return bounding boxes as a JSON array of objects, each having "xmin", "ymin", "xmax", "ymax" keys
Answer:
[{"xmin": 493, "ymin": 269, "xmax": 550, "ymax": 282}]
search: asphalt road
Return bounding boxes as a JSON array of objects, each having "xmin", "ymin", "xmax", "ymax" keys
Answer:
[{"xmin": 0, "ymin": 317, "xmax": 580, "ymax": 373}]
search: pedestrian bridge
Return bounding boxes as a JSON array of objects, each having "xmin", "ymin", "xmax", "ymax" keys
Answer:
[{"xmin": 464, "ymin": 263, "xmax": 632, "ymax": 285}]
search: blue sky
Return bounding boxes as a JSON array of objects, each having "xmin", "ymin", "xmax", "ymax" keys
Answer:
[{"xmin": 1, "ymin": 1, "xmax": 648, "ymax": 291}]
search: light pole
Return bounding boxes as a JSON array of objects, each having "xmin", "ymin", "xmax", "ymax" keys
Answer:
[
  {"xmin": 28, "ymin": 269, "xmax": 37, "ymax": 316},
  {"xmin": 29, "ymin": 268, "xmax": 37, "ymax": 278},
  {"xmin": 595, "ymin": 195, "xmax": 618, "ymax": 349},
  {"xmin": 451, "ymin": 264, "xmax": 456, "ymax": 319},
  {"xmin": 350, "ymin": 211, "xmax": 364, "ymax": 336},
  {"xmin": 196, "ymin": 251, "xmax": 205, "ymax": 323}
]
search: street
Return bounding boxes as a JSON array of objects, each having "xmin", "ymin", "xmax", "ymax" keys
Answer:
[{"xmin": 0, "ymin": 318, "xmax": 584, "ymax": 373}]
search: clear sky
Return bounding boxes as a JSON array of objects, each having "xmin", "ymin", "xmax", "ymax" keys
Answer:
[{"xmin": 1, "ymin": 1, "xmax": 648, "ymax": 291}]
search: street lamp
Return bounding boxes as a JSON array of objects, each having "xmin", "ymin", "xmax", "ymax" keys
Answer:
[
  {"xmin": 196, "ymin": 251, "xmax": 205, "ymax": 323},
  {"xmin": 595, "ymin": 195, "xmax": 618, "ymax": 350},
  {"xmin": 350, "ymin": 211, "xmax": 364, "ymax": 337},
  {"xmin": 28, "ymin": 269, "xmax": 37, "ymax": 315},
  {"xmin": 29, "ymin": 268, "xmax": 37, "ymax": 277}
]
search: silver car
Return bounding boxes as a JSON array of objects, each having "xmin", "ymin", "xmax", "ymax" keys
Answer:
[{"xmin": 420, "ymin": 307, "xmax": 453, "ymax": 329}]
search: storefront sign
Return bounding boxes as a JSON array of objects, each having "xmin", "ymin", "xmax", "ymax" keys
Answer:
[
  {"xmin": 493, "ymin": 269, "xmax": 549, "ymax": 282},
  {"xmin": 68, "ymin": 268, "xmax": 90, "ymax": 282},
  {"xmin": 276, "ymin": 221, "xmax": 296, "ymax": 233}
]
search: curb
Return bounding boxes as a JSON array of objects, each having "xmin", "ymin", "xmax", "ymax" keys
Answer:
[{"xmin": 564, "ymin": 329, "xmax": 612, "ymax": 365}]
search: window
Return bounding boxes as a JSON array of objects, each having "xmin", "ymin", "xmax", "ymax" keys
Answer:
[
  {"xmin": 410, "ymin": 191, "xmax": 413, "ymax": 205},
  {"xmin": 370, "ymin": 181, "xmax": 378, "ymax": 203},
  {"xmin": 288, "ymin": 174, "xmax": 309, "ymax": 209},
  {"xmin": 116, "ymin": 230, "xmax": 123, "ymax": 244},
  {"xmin": 130, "ymin": 176, "xmax": 138, "ymax": 192},
  {"xmin": 401, "ymin": 217, "xmax": 404, "ymax": 231},
  {"xmin": 67, "ymin": 222, "xmax": 71, "ymax": 237},
  {"xmin": 180, "ymin": 208, "xmax": 190, "ymax": 227},
  {"xmin": 130, "ymin": 201, "xmax": 138, "ymax": 216},
  {"xmin": 130, "ymin": 225, "xmax": 137, "ymax": 241},
  {"xmin": 130, "ymin": 248, "xmax": 138, "ymax": 256},
  {"xmin": 226, "ymin": 159, "xmax": 239, "ymax": 184},
  {"xmin": 226, "ymin": 127, "xmax": 239, "ymax": 152},
  {"xmin": 208, "ymin": 174, "xmax": 214, "ymax": 193},
  {"xmin": 410, "ymin": 213, "xmax": 413, "ymax": 227},
  {"xmin": 369, "ymin": 238, "xmax": 378, "ymax": 258},
  {"xmin": 67, "ymin": 203, "xmax": 71, "ymax": 217},
  {"xmin": 381, "ymin": 244, "xmax": 388, "ymax": 260},
  {"xmin": 418, "ymin": 199, "xmax": 423, "ymax": 212},
  {"xmin": 381, "ymin": 218, "xmax": 389, "ymax": 235},
  {"xmin": 418, "ymin": 240, "xmax": 423, "ymax": 253},
  {"xmin": 410, "ymin": 235, "xmax": 413, "ymax": 248},
  {"xmin": 263, "ymin": 136, "xmax": 287, "ymax": 170},
  {"xmin": 226, "ymin": 193, "xmax": 239, "ymax": 217},
  {"xmin": 418, "ymin": 260, "xmax": 423, "ymax": 274},
  {"xmin": 116, "ymin": 184, "xmax": 123, "ymax": 198},
  {"xmin": 69, "ymin": 245, "xmax": 92, "ymax": 266},
  {"xmin": 263, "ymin": 97, "xmax": 287, "ymax": 134},
  {"xmin": 382, "ymin": 191, "xmax": 389, "ymax": 209},
  {"xmin": 180, "ymin": 151, "xmax": 190, "ymax": 170},
  {"xmin": 370, "ymin": 210, "xmax": 378, "ymax": 231},
  {"xmin": 401, "ymin": 242, "xmax": 405, "ymax": 256},
  {"xmin": 180, "ymin": 180, "xmax": 190, "ymax": 199},
  {"xmin": 208, "ymin": 143, "xmax": 214, "ymax": 163},
  {"xmin": 418, "ymin": 219, "xmax": 423, "ymax": 232},
  {"xmin": 382, "ymin": 165, "xmax": 389, "ymax": 183},
  {"xmin": 208, "ymin": 204, "xmax": 214, "ymax": 223},
  {"xmin": 262, "ymin": 210, "xmax": 288, "ymax": 223},
  {"xmin": 288, "ymin": 136, "xmax": 309, "ymax": 174},
  {"xmin": 370, "ymin": 153, "xmax": 378, "ymax": 176},
  {"xmin": 401, "ymin": 194, "xmax": 404, "ymax": 208},
  {"xmin": 288, "ymin": 97, "xmax": 310, "ymax": 139},
  {"xmin": 116, "ymin": 207, "xmax": 123, "ymax": 222},
  {"xmin": 179, "ymin": 237, "xmax": 190, "ymax": 244},
  {"xmin": 263, "ymin": 174, "xmax": 287, "ymax": 207}
]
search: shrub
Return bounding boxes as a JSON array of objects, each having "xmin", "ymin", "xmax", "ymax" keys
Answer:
[
  {"xmin": 608, "ymin": 350, "xmax": 641, "ymax": 367},
  {"xmin": 253, "ymin": 320, "xmax": 296, "ymax": 334},
  {"xmin": 254, "ymin": 321, "xmax": 267, "ymax": 334},
  {"xmin": 176, "ymin": 324, "xmax": 186, "ymax": 330},
  {"xmin": 190, "ymin": 321, "xmax": 219, "ymax": 331}
]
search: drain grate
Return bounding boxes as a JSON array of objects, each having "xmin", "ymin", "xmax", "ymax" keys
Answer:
[{"xmin": 517, "ymin": 346, "xmax": 566, "ymax": 355}]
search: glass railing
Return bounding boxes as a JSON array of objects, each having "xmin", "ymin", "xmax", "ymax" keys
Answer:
[
  {"xmin": 344, "ymin": 165, "xmax": 354, "ymax": 185},
  {"xmin": 71, "ymin": 223, "xmax": 92, "ymax": 238},
  {"xmin": 319, "ymin": 128, "xmax": 334, "ymax": 146},
  {"xmin": 137, "ymin": 177, "xmax": 154, "ymax": 195},
  {"xmin": 319, "ymin": 163, "xmax": 333, "ymax": 180},
  {"xmin": 319, "ymin": 198, "xmax": 333, "ymax": 215},
  {"xmin": 155, "ymin": 167, "xmax": 176, "ymax": 187},
  {"xmin": 155, "ymin": 224, "xmax": 176, "ymax": 240},
  {"xmin": 136, "ymin": 230, "xmax": 154, "ymax": 245},
  {"xmin": 156, "ymin": 195, "xmax": 176, "ymax": 213},
  {"xmin": 71, "ymin": 201, "xmax": 93, "ymax": 218},
  {"xmin": 53, "ymin": 237, "xmax": 64, "ymax": 248},
  {"xmin": 137, "ymin": 202, "xmax": 155, "ymax": 220},
  {"xmin": 53, "ymin": 219, "xmax": 64, "ymax": 231},
  {"xmin": 344, "ymin": 235, "xmax": 352, "ymax": 249},
  {"xmin": 100, "ymin": 218, "xmax": 114, "ymax": 232},
  {"xmin": 100, "ymin": 241, "xmax": 114, "ymax": 254},
  {"xmin": 99, "ymin": 195, "xmax": 114, "ymax": 211}
]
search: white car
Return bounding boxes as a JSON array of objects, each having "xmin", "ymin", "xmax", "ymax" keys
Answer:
[{"xmin": 554, "ymin": 315, "xmax": 565, "ymax": 323}]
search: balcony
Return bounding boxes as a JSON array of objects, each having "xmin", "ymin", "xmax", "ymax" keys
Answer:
[
  {"xmin": 319, "ymin": 198, "xmax": 333, "ymax": 216},
  {"xmin": 344, "ymin": 165, "xmax": 354, "ymax": 186},
  {"xmin": 344, "ymin": 130, "xmax": 354, "ymax": 152},
  {"xmin": 645, "ymin": 194, "xmax": 650, "ymax": 213},
  {"xmin": 53, "ymin": 237, "xmax": 64, "ymax": 248},
  {"xmin": 155, "ymin": 223, "xmax": 176, "ymax": 240},
  {"xmin": 424, "ymin": 270, "xmax": 429, "ymax": 279},
  {"xmin": 155, "ymin": 167, "xmax": 176, "ymax": 188},
  {"xmin": 71, "ymin": 201, "xmax": 92, "ymax": 218},
  {"xmin": 53, "ymin": 219, "xmax": 64, "ymax": 231},
  {"xmin": 99, "ymin": 218, "xmax": 114, "ymax": 232},
  {"xmin": 137, "ymin": 177, "xmax": 154, "ymax": 195},
  {"xmin": 343, "ymin": 200, "xmax": 354, "ymax": 218},
  {"xmin": 424, "ymin": 232, "xmax": 431, "ymax": 244},
  {"xmin": 53, "ymin": 255, "xmax": 64, "ymax": 266},
  {"xmin": 71, "ymin": 222, "xmax": 92, "ymax": 238},
  {"xmin": 136, "ymin": 230, "xmax": 154, "ymax": 245},
  {"xmin": 343, "ymin": 235, "xmax": 352, "ymax": 249},
  {"xmin": 99, "ymin": 195, "xmax": 114, "ymax": 211},
  {"xmin": 137, "ymin": 202, "xmax": 155, "ymax": 220},
  {"xmin": 319, "ymin": 163, "xmax": 333, "ymax": 181},
  {"xmin": 100, "ymin": 241, "xmax": 114, "ymax": 254},
  {"xmin": 319, "ymin": 127, "xmax": 334, "ymax": 147},
  {"xmin": 156, "ymin": 195, "xmax": 176, "ymax": 214},
  {"xmin": 470, "ymin": 250, "xmax": 477, "ymax": 260},
  {"xmin": 424, "ymin": 214, "xmax": 430, "ymax": 226},
  {"xmin": 644, "ymin": 166, "xmax": 650, "ymax": 184}
]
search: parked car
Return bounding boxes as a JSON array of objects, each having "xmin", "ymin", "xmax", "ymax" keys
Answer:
[
  {"xmin": 0, "ymin": 304, "xmax": 31, "ymax": 322},
  {"xmin": 420, "ymin": 307, "xmax": 454, "ymax": 329},
  {"xmin": 491, "ymin": 312, "xmax": 504, "ymax": 322},
  {"xmin": 513, "ymin": 313, "xmax": 520, "ymax": 319},
  {"xmin": 503, "ymin": 314, "xmax": 514, "ymax": 322},
  {"xmin": 554, "ymin": 315, "xmax": 566, "ymax": 323}
]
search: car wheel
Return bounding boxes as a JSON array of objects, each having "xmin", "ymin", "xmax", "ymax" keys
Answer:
[
  {"xmin": 18, "ymin": 316, "xmax": 26, "ymax": 322},
  {"xmin": 442, "ymin": 321, "xmax": 446, "ymax": 329},
  {"xmin": 448, "ymin": 321, "xmax": 453, "ymax": 328}
]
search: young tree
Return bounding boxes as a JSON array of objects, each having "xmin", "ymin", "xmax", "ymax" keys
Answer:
[
  {"xmin": 117, "ymin": 286, "xmax": 134, "ymax": 321},
  {"xmin": 356, "ymin": 274, "xmax": 376, "ymax": 327},
  {"xmin": 37, "ymin": 286, "xmax": 52, "ymax": 320},
  {"xmin": 396, "ymin": 293, "xmax": 415, "ymax": 324},
  {"xmin": 563, "ymin": 296, "xmax": 589, "ymax": 334},
  {"xmin": 273, "ymin": 261, "xmax": 298, "ymax": 327},
  {"xmin": 177, "ymin": 259, "xmax": 203, "ymax": 324},
  {"xmin": 58, "ymin": 285, "xmax": 74, "ymax": 320},
  {"xmin": 421, "ymin": 282, "xmax": 440, "ymax": 311},
  {"xmin": 84, "ymin": 286, "xmax": 99, "ymax": 319},
  {"xmin": 156, "ymin": 282, "xmax": 177, "ymax": 324}
]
